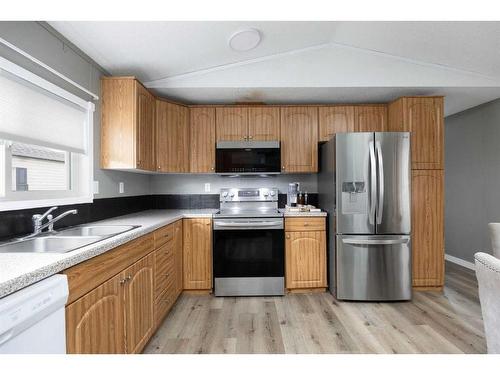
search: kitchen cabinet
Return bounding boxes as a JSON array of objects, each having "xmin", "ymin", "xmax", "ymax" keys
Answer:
[
  {"xmin": 65, "ymin": 252, "xmax": 154, "ymax": 354},
  {"xmin": 412, "ymin": 169, "xmax": 444, "ymax": 289},
  {"xmin": 354, "ymin": 105, "xmax": 387, "ymax": 132},
  {"xmin": 121, "ymin": 253, "xmax": 155, "ymax": 354},
  {"xmin": 247, "ymin": 107, "xmax": 280, "ymax": 140},
  {"xmin": 216, "ymin": 106, "xmax": 280, "ymax": 142},
  {"xmin": 183, "ymin": 218, "xmax": 212, "ymax": 291},
  {"xmin": 388, "ymin": 96, "xmax": 444, "ymax": 170},
  {"xmin": 318, "ymin": 106, "xmax": 355, "ymax": 142},
  {"xmin": 101, "ymin": 77, "xmax": 155, "ymax": 171},
  {"xmin": 189, "ymin": 107, "xmax": 216, "ymax": 173},
  {"xmin": 280, "ymin": 107, "xmax": 319, "ymax": 173},
  {"xmin": 216, "ymin": 107, "xmax": 248, "ymax": 141},
  {"xmin": 156, "ymin": 100, "xmax": 190, "ymax": 172},
  {"xmin": 285, "ymin": 217, "xmax": 327, "ymax": 290},
  {"xmin": 66, "ymin": 273, "xmax": 125, "ymax": 354}
]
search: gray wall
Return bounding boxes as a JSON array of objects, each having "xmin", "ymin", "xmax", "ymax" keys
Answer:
[
  {"xmin": 0, "ymin": 21, "xmax": 150, "ymax": 199},
  {"xmin": 150, "ymin": 174, "xmax": 318, "ymax": 194},
  {"xmin": 445, "ymin": 98, "xmax": 500, "ymax": 263}
]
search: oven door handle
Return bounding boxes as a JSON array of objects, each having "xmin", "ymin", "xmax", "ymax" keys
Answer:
[{"xmin": 214, "ymin": 221, "xmax": 283, "ymax": 229}]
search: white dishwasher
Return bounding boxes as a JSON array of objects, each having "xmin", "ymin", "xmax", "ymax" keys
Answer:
[{"xmin": 0, "ymin": 274, "xmax": 69, "ymax": 354}]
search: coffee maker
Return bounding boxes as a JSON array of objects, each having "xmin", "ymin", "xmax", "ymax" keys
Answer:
[{"xmin": 287, "ymin": 182, "xmax": 300, "ymax": 207}]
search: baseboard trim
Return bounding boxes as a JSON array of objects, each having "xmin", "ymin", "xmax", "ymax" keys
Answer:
[{"xmin": 445, "ymin": 253, "xmax": 475, "ymax": 271}]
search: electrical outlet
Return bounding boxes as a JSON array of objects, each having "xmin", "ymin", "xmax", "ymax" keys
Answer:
[
  {"xmin": 93, "ymin": 181, "xmax": 99, "ymax": 194},
  {"xmin": 204, "ymin": 183, "xmax": 211, "ymax": 192},
  {"xmin": 119, "ymin": 182, "xmax": 124, "ymax": 194}
]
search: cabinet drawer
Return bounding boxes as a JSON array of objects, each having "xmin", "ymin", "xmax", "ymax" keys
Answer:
[
  {"xmin": 154, "ymin": 223, "xmax": 175, "ymax": 248},
  {"xmin": 154, "ymin": 284, "xmax": 176, "ymax": 327},
  {"xmin": 285, "ymin": 217, "xmax": 326, "ymax": 232},
  {"xmin": 154, "ymin": 243, "xmax": 175, "ymax": 299}
]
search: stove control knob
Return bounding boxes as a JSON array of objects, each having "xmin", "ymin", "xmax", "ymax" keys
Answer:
[
  {"xmin": 222, "ymin": 191, "xmax": 228, "ymax": 197},
  {"xmin": 270, "ymin": 191, "xmax": 276, "ymax": 196},
  {"xmin": 263, "ymin": 191, "xmax": 269, "ymax": 197},
  {"xmin": 229, "ymin": 192, "xmax": 235, "ymax": 197}
]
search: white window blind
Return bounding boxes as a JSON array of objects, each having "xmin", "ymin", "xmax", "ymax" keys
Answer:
[{"xmin": 0, "ymin": 67, "xmax": 89, "ymax": 154}]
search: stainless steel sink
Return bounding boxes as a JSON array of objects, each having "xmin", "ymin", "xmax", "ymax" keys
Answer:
[
  {"xmin": 0, "ymin": 224, "xmax": 140, "ymax": 254},
  {"xmin": 55, "ymin": 225, "xmax": 138, "ymax": 237},
  {"xmin": 0, "ymin": 236, "xmax": 103, "ymax": 253}
]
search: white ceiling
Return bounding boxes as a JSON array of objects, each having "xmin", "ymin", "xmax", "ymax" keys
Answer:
[{"xmin": 49, "ymin": 21, "xmax": 500, "ymax": 116}]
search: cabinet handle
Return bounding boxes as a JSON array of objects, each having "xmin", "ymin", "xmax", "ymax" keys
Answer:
[
  {"xmin": 126, "ymin": 275, "xmax": 132, "ymax": 281},
  {"xmin": 248, "ymin": 135, "xmax": 253, "ymax": 139},
  {"xmin": 282, "ymin": 166, "xmax": 285, "ymax": 170},
  {"xmin": 211, "ymin": 167, "xmax": 214, "ymax": 171},
  {"xmin": 157, "ymin": 165, "xmax": 161, "ymax": 170},
  {"xmin": 286, "ymin": 234, "xmax": 290, "ymax": 239},
  {"xmin": 120, "ymin": 279, "xmax": 127, "ymax": 285},
  {"xmin": 165, "ymin": 273, "xmax": 170, "ymax": 277},
  {"xmin": 304, "ymin": 223, "xmax": 309, "ymax": 226}
]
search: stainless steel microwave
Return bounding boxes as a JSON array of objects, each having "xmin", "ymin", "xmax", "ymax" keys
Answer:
[{"xmin": 215, "ymin": 141, "xmax": 281, "ymax": 175}]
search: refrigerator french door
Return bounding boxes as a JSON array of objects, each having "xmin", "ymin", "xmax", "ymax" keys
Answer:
[{"xmin": 335, "ymin": 132, "xmax": 411, "ymax": 301}]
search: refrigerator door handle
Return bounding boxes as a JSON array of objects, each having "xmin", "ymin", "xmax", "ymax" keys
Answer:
[
  {"xmin": 375, "ymin": 140, "xmax": 384, "ymax": 225},
  {"xmin": 368, "ymin": 141, "xmax": 377, "ymax": 225},
  {"xmin": 342, "ymin": 238, "xmax": 409, "ymax": 245}
]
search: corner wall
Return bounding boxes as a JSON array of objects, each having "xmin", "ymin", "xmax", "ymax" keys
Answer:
[{"xmin": 445, "ymin": 98, "xmax": 500, "ymax": 263}]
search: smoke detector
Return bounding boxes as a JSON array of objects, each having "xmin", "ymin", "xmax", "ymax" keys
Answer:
[{"xmin": 229, "ymin": 28, "xmax": 261, "ymax": 51}]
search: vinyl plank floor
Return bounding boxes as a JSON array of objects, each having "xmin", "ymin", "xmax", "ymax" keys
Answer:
[{"xmin": 143, "ymin": 262, "xmax": 486, "ymax": 354}]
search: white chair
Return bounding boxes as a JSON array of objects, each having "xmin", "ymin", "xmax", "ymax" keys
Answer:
[
  {"xmin": 475, "ymin": 252, "xmax": 500, "ymax": 354},
  {"xmin": 488, "ymin": 223, "xmax": 500, "ymax": 258}
]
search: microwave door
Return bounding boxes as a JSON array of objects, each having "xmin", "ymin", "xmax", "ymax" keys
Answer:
[
  {"xmin": 335, "ymin": 133, "xmax": 375, "ymax": 234},
  {"xmin": 374, "ymin": 132, "xmax": 411, "ymax": 235}
]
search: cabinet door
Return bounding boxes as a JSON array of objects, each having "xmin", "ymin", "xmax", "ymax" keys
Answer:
[
  {"xmin": 247, "ymin": 107, "xmax": 280, "ymax": 141},
  {"xmin": 66, "ymin": 273, "xmax": 125, "ymax": 354},
  {"xmin": 136, "ymin": 82, "xmax": 155, "ymax": 171},
  {"xmin": 183, "ymin": 218, "xmax": 212, "ymax": 290},
  {"xmin": 122, "ymin": 253, "xmax": 155, "ymax": 354},
  {"xmin": 285, "ymin": 231, "xmax": 327, "ymax": 289},
  {"xmin": 318, "ymin": 106, "xmax": 355, "ymax": 141},
  {"xmin": 406, "ymin": 97, "xmax": 444, "ymax": 169},
  {"xmin": 412, "ymin": 170, "xmax": 444, "ymax": 287},
  {"xmin": 100, "ymin": 78, "xmax": 136, "ymax": 169},
  {"xmin": 216, "ymin": 107, "xmax": 248, "ymax": 141},
  {"xmin": 156, "ymin": 101, "xmax": 190, "ymax": 172},
  {"xmin": 354, "ymin": 105, "xmax": 387, "ymax": 132},
  {"xmin": 189, "ymin": 107, "xmax": 216, "ymax": 173},
  {"xmin": 280, "ymin": 107, "xmax": 318, "ymax": 173},
  {"xmin": 173, "ymin": 220, "xmax": 183, "ymax": 297}
]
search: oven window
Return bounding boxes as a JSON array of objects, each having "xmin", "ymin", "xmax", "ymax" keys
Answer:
[
  {"xmin": 216, "ymin": 148, "xmax": 280, "ymax": 173},
  {"xmin": 213, "ymin": 229, "xmax": 284, "ymax": 278}
]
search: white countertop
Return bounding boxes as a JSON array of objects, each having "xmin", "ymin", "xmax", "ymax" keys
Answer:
[{"xmin": 0, "ymin": 209, "xmax": 216, "ymax": 299}]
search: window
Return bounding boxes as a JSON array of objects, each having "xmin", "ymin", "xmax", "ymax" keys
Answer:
[{"xmin": 0, "ymin": 56, "xmax": 94, "ymax": 211}]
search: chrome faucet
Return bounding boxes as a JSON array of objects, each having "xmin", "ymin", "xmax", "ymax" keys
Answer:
[{"xmin": 30, "ymin": 207, "xmax": 78, "ymax": 237}]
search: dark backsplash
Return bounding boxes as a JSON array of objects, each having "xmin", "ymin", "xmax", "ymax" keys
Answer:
[{"xmin": 0, "ymin": 193, "xmax": 318, "ymax": 240}]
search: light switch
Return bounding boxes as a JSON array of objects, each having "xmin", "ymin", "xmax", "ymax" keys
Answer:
[
  {"xmin": 93, "ymin": 181, "xmax": 99, "ymax": 194},
  {"xmin": 119, "ymin": 182, "xmax": 124, "ymax": 194},
  {"xmin": 204, "ymin": 183, "xmax": 211, "ymax": 192}
]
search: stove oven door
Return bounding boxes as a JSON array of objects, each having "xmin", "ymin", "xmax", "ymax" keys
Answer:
[{"xmin": 213, "ymin": 218, "xmax": 284, "ymax": 296}]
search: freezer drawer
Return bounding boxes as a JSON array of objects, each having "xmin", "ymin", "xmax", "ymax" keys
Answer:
[{"xmin": 336, "ymin": 234, "xmax": 411, "ymax": 301}]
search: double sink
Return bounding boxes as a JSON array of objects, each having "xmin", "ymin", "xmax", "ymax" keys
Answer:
[{"xmin": 0, "ymin": 225, "xmax": 140, "ymax": 254}]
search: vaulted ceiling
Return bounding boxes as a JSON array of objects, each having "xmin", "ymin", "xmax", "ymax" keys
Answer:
[{"xmin": 49, "ymin": 21, "xmax": 500, "ymax": 116}]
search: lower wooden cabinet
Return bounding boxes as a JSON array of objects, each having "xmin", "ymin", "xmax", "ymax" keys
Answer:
[
  {"xmin": 66, "ymin": 272, "xmax": 125, "ymax": 354},
  {"xmin": 412, "ymin": 169, "xmax": 444, "ymax": 289},
  {"xmin": 65, "ymin": 253, "xmax": 154, "ymax": 354},
  {"xmin": 285, "ymin": 217, "xmax": 327, "ymax": 290},
  {"xmin": 183, "ymin": 218, "xmax": 212, "ymax": 290},
  {"xmin": 121, "ymin": 253, "xmax": 155, "ymax": 354}
]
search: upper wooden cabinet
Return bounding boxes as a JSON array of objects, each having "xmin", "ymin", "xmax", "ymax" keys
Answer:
[
  {"xmin": 280, "ymin": 107, "xmax": 319, "ymax": 173},
  {"xmin": 412, "ymin": 169, "xmax": 444, "ymax": 288},
  {"xmin": 318, "ymin": 106, "xmax": 355, "ymax": 142},
  {"xmin": 354, "ymin": 105, "xmax": 388, "ymax": 132},
  {"xmin": 101, "ymin": 77, "xmax": 155, "ymax": 171},
  {"xmin": 183, "ymin": 218, "xmax": 212, "ymax": 290},
  {"xmin": 247, "ymin": 107, "xmax": 280, "ymax": 140},
  {"xmin": 216, "ymin": 107, "xmax": 248, "ymax": 141},
  {"xmin": 189, "ymin": 107, "xmax": 216, "ymax": 173},
  {"xmin": 156, "ymin": 100, "xmax": 190, "ymax": 173},
  {"xmin": 215, "ymin": 106, "xmax": 280, "ymax": 142},
  {"xmin": 388, "ymin": 97, "xmax": 444, "ymax": 170}
]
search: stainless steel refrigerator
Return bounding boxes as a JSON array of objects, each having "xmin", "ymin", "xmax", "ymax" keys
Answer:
[{"xmin": 318, "ymin": 132, "xmax": 412, "ymax": 301}]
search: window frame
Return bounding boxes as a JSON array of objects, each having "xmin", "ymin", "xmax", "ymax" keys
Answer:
[{"xmin": 0, "ymin": 56, "xmax": 94, "ymax": 212}]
